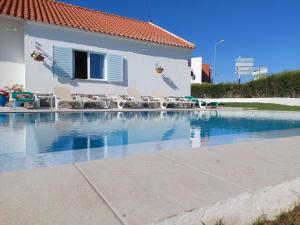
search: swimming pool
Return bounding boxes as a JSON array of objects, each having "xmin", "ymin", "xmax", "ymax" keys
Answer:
[{"xmin": 1, "ymin": 110, "xmax": 300, "ymax": 172}]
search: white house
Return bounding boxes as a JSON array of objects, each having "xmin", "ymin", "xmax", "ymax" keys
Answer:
[
  {"xmin": 0, "ymin": 0, "xmax": 195, "ymax": 97},
  {"xmin": 191, "ymin": 57, "xmax": 202, "ymax": 84}
]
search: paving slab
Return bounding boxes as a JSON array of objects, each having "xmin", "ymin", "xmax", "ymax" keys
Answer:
[
  {"xmin": 0, "ymin": 164, "xmax": 122, "ymax": 225},
  {"xmin": 160, "ymin": 136, "xmax": 300, "ymax": 192},
  {"xmin": 244, "ymin": 136, "xmax": 300, "ymax": 168},
  {"xmin": 77, "ymin": 155, "xmax": 246, "ymax": 225}
]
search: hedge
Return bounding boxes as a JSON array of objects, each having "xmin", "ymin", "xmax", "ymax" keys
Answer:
[{"xmin": 191, "ymin": 70, "xmax": 300, "ymax": 98}]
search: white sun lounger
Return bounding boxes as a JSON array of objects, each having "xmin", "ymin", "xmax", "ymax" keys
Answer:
[
  {"xmin": 127, "ymin": 88, "xmax": 159, "ymax": 108},
  {"xmin": 53, "ymin": 87, "xmax": 83, "ymax": 109}
]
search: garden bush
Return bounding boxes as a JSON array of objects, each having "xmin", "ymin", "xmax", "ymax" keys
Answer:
[{"xmin": 191, "ymin": 70, "xmax": 300, "ymax": 98}]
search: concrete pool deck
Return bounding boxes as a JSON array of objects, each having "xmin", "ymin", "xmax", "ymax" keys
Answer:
[
  {"xmin": 0, "ymin": 136, "xmax": 300, "ymax": 225},
  {"xmin": 0, "ymin": 106, "xmax": 242, "ymax": 113}
]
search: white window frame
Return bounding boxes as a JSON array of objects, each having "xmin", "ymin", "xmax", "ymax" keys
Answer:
[{"xmin": 73, "ymin": 50, "xmax": 107, "ymax": 81}]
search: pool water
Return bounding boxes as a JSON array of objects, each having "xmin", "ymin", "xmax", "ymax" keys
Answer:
[{"xmin": 1, "ymin": 110, "xmax": 300, "ymax": 172}]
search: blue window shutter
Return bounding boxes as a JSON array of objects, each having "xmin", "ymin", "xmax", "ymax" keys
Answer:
[
  {"xmin": 107, "ymin": 54, "xmax": 123, "ymax": 82},
  {"xmin": 53, "ymin": 46, "xmax": 73, "ymax": 78}
]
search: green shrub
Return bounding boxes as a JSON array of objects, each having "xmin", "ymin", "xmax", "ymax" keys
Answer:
[{"xmin": 191, "ymin": 70, "xmax": 300, "ymax": 98}]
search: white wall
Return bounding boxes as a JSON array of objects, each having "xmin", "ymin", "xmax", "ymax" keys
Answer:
[
  {"xmin": 204, "ymin": 98, "xmax": 300, "ymax": 106},
  {"xmin": 0, "ymin": 16, "xmax": 25, "ymax": 88},
  {"xmin": 24, "ymin": 22, "xmax": 192, "ymax": 96},
  {"xmin": 191, "ymin": 57, "xmax": 202, "ymax": 84}
]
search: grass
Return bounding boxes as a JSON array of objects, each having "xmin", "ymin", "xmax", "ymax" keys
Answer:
[
  {"xmin": 251, "ymin": 204, "xmax": 300, "ymax": 225},
  {"xmin": 221, "ymin": 102, "xmax": 300, "ymax": 111},
  {"xmin": 201, "ymin": 220, "xmax": 225, "ymax": 225},
  {"xmin": 200, "ymin": 204, "xmax": 300, "ymax": 225}
]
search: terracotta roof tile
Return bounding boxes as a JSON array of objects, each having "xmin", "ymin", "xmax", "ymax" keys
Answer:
[{"xmin": 0, "ymin": 0, "xmax": 194, "ymax": 49}]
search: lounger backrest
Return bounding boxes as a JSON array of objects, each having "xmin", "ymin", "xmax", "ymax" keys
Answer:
[
  {"xmin": 127, "ymin": 88, "xmax": 140, "ymax": 99},
  {"xmin": 53, "ymin": 86, "xmax": 73, "ymax": 101},
  {"xmin": 105, "ymin": 94, "xmax": 122, "ymax": 101},
  {"xmin": 150, "ymin": 91, "xmax": 162, "ymax": 99}
]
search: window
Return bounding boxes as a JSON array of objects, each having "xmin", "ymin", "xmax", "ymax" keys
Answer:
[
  {"xmin": 74, "ymin": 51, "xmax": 87, "ymax": 79},
  {"xmin": 90, "ymin": 53, "xmax": 105, "ymax": 79},
  {"xmin": 74, "ymin": 50, "xmax": 106, "ymax": 80}
]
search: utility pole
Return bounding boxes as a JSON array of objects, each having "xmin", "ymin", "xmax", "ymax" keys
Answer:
[{"xmin": 213, "ymin": 39, "xmax": 225, "ymax": 84}]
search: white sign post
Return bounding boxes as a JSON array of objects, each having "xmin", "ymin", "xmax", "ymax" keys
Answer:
[{"xmin": 235, "ymin": 56, "xmax": 254, "ymax": 84}]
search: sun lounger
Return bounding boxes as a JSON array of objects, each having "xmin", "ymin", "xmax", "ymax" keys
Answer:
[
  {"xmin": 127, "ymin": 88, "xmax": 158, "ymax": 109},
  {"xmin": 118, "ymin": 95, "xmax": 138, "ymax": 108},
  {"xmin": 164, "ymin": 96, "xmax": 196, "ymax": 109},
  {"xmin": 149, "ymin": 92, "xmax": 171, "ymax": 109},
  {"xmin": 53, "ymin": 87, "xmax": 83, "ymax": 109},
  {"xmin": 90, "ymin": 95, "xmax": 111, "ymax": 108},
  {"xmin": 185, "ymin": 96, "xmax": 206, "ymax": 109},
  {"xmin": 140, "ymin": 96, "xmax": 168, "ymax": 109},
  {"xmin": 33, "ymin": 93, "xmax": 55, "ymax": 108},
  {"xmin": 164, "ymin": 97, "xmax": 180, "ymax": 108},
  {"xmin": 175, "ymin": 97, "xmax": 195, "ymax": 108},
  {"xmin": 74, "ymin": 94, "xmax": 109, "ymax": 109},
  {"xmin": 210, "ymin": 101, "xmax": 219, "ymax": 108},
  {"xmin": 102, "ymin": 94, "xmax": 126, "ymax": 109},
  {"xmin": 149, "ymin": 91, "xmax": 194, "ymax": 109},
  {"xmin": 202, "ymin": 99, "xmax": 219, "ymax": 108},
  {"xmin": 82, "ymin": 97, "xmax": 108, "ymax": 109}
]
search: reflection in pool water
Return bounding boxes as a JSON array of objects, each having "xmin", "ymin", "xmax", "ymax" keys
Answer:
[{"xmin": 1, "ymin": 110, "xmax": 300, "ymax": 171}]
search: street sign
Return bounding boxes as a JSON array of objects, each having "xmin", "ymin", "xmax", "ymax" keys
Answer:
[
  {"xmin": 235, "ymin": 56, "xmax": 254, "ymax": 84},
  {"xmin": 237, "ymin": 71, "xmax": 254, "ymax": 75},
  {"xmin": 235, "ymin": 62, "xmax": 254, "ymax": 67},
  {"xmin": 236, "ymin": 67, "xmax": 254, "ymax": 71},
  {"xmin": 235, "ymin": 58, "xmax": 254, "ymax": 63}
]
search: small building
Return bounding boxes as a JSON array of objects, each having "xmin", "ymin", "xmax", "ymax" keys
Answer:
[
  {"xmin": 201, "ymin": 64, "xmax": 211, "ymax": 83},
  {"xmin": 0, "ymin": 0, "xmax": 195, "ymax": 97},
  {"xmin": 191, "ymin": 57, "xmax": 211, "ymax": 84},
  {"xmin": 191, "ymin": 57, "xmax": 202, "ymax": 84}
]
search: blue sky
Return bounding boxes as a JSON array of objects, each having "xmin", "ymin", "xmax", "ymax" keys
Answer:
[{"xmin": 62, "ymin": 0, "xmax": 300, "ymax": 83}]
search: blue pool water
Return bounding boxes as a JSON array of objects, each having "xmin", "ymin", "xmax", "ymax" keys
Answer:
[{"xmin": 1, "ymin": 110, "xmax": 300, "ymax": 172}]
